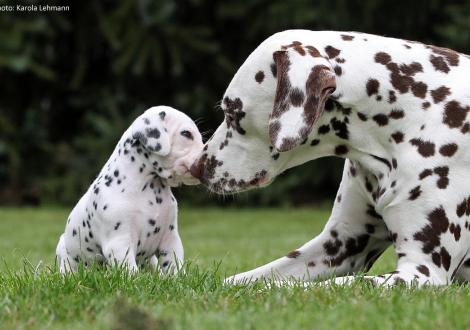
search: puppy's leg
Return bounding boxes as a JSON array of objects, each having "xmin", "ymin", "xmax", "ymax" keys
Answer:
[
  {"xmin": 225, "ymin": 160, "xmax": 391, "ymax": 284},
  {"xmin": 158, "ymin": 225, "xmax": 184, "ymax": 275},
  {"xmin": 149, "ymin": 255, "xmax": 159, "ymax": 270},
  {"xmin": 102, "ymin": 236, "xmax": 138, "ymax": 273},
  {"xmin": 56, "ymin": 234, "xmax": 78, "ymax": 273}
]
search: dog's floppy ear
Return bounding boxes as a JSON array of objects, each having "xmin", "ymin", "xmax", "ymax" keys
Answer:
[
  {"xmin": 132, "ymin": 109, "xmax": 171, "ymax": 156},
  {"xmin": 268, "ymin": 48, "xmax": 336, "ymax": 152}
]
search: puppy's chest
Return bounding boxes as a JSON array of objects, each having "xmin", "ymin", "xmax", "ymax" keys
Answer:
[{"xmin": 135, "ymin": 200, "xmax": 175, "ymax": 256}]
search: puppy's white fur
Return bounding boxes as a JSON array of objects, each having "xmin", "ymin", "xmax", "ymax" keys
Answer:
[{"xmin": 56, "ymin": 106, "xmax": 203, "ymax": 273}]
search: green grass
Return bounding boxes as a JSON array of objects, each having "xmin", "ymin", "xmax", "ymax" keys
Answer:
[{"xmin": 0, "ymin": 207, "xmax": 469, "ymax": 329}]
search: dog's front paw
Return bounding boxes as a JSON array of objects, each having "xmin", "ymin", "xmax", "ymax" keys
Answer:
[{"xmin": 223, "ymin": 274, "xmax": 258, "ymax": 285}]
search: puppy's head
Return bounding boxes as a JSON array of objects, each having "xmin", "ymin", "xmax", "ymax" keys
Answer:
[
  {"xmin": 132, "ymin": 106, "xmax": 203, "ymax": 186},
  {"xmin": 190, "ymin": 39, "xmax": 336, "ymax": 193}
]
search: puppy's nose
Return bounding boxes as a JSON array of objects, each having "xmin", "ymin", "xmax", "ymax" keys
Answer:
[{"xmin": 190, "ymin": 157, "xmax": 205, "ymax": 180}]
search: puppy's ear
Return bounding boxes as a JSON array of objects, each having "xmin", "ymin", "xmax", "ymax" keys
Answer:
[
  {"xmin": 268, "ymin": 47, "xmax": 336, "ymax": 152},
  {"xmin": 132, "ymin": 110, "xmax": 171, "ymax": 156}
]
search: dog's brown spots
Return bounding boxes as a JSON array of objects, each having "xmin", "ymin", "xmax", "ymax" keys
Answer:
[
  {"xmin": 430, "ymin": 55, "xmax": 450, "ymax": 73},
  {"xmin": 428, "ymin": 45, "xmax": 459, "ymax": 66},
  {"xmin": 443, "ymin": 100, "xmax": 470, "ymax": 128},
  {"xmin": 289, "ymin": 88, "xmax": 305, "ymax": 107},
  {"xmin": 410, "ymin": 138, "xmax": 435, "ymax": 157},
  {"xmin": 456, "ymin": 199, "xmax": 467, "ymax": 218},
  {"xmin": 366, "ymin": 204, "xmax": 382, "ymax": 220},
  {"xmin": 287, "ymin": 250, "xmax": 301, "ymax": 258},
  {"xmin": 439, "ymin": 143, "xmax": 458, "ymax": 157},
  {"xmin": 375, "ymin": 52, "xmax": 391, "ymax": 65},
  {"xmin": 432, "ymin": 251, "xmax": 442, "ymax": 267},
  {"xmin": 422, "ymin": 102, "xmax": 431, "ymax": 110},
  {"xmin": 357, "ymin": 112, "xmax": 368, "ymax": 121},
  {"xmin": 409, "ymin": 186, "xmax": 421, "ymax": 200},
  {"xmin": 335, "ymin": 145, "xmax": 349, "ymax": 155},
  {"xmin": 223, "ymin": 96, "xmax": 246, "ymax": 135},
  {"xmin": 324, "ymin": 238, "xmax": 342, "ymax": 256},
  {"xmin": 255, "ymin": 70, "xmax": 265, "ymax": 83},
  {"xmin": 335, "ymin": 57, "xmax": 346, "ymax": 63},
  {"xmin": 388, "ymin": 90, "xmax": 397, "ymax": 103},
  {"xmin": 305, "ymin": 45, "xmax": 321, "ymax": 57},
  {"xmin": 318, "ymin": 125, "xmax": 331, "ymax": 135},
  {"xmin": 431, "ymin": 86, "xmax": 451, "ymax": 104},
  {"xmin": 308, "ymin": 261, "xmax": 316, "ymax": 267},
  {"xmin": 334, "ymin": 65, "xmax": 342, "ymax": 76},
  {"xmin": 341, "ymin": 34, "xmax": 354, "ymax": 41},
  {"xmin": 417, "ymin": 265, "xmax": 430, "ymax": 277},
  {"xmin": 391, "ymin": 131, "xmax": 404, "ymax": 143},
  {"xmin": 365, "ymin": 177, "xmax": 373, "ymax": 193},
  {"xmin": 440, "ymin": 247, "xmax": 451, "ymax": 271},
  {"xmin": 310, "ymin": 139, "xmax": 320, "ymax": 146},
  {"xmin": 413, "ymin": 206, "xmax": 449, "ymax": 254},
  {"xmin": 325, "ymin": 45, "xmax": 341, "ymax": 59},
  {"xmin": 389, "ymin": 109, "xmax": 405, "ymax": 119},
  {"xmin": 293, "ymin": 45, "xmax": 305, "ymax": 56},
  {"xmin": 399, "ymin": 62, "xmax": 423, "ymax": 76},
  {"xmin": 270, "ymin": 63, "xmax": 277, "ymax": 77},
  {"xmin": 279, "ymin": 137, "xmax": 300, "ymax": 151},
  {"xmin": 372, "ymin": 114, "xmax": 388, "ymax": 126},
  {"xmin": 390, "ymin": 72, "xmax": 413, "ymax": 93},
  {"xmin": 434, "ymin": 166, "xmax": 449, "ymax": 189},
  {"xmin": 419, "ymin": 169, "xmax": 433, "ymax": 180},
  {"xmin": 411, "ymin": 81, "xmax": 427, "ymax": 98},
  {"xmin": 462, "ymin": 123, "xmax": 470, "ymax": 134},
  {"xmin": 349, "ymin": 165, "xmax": 357, "ymax": 177},
  {"xmin": 323, "ymin": 234, "xmax": 370, "ymax": 267},
  {"xmin": 366, "ymin": 79, "xmax": 380, "ymax": 96},
  {"xmin": 449, "ymin": 223, "xmax": 461, "ymax": 241}
]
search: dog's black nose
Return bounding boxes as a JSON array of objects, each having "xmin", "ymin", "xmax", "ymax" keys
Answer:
[{"xmin": 190, "ymin": 157, "xmax": 205, "ymax": 180}]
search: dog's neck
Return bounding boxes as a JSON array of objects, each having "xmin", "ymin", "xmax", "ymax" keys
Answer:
[
  {"xmin": 97, "ymin": 134, "xmax": 169, "ymax": 191},
  {"xmin": 298, "ymin": 97, "xmax": 414, "ymax": 179}
]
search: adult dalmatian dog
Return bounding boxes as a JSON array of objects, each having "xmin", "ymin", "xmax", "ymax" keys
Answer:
[
  {"xmin": 190, "ymin": 30, "xmax": 470, "ymax": 286},
  {"xmin": 57, "ymin": 106, "xmax": 203, "ymax": 273}
]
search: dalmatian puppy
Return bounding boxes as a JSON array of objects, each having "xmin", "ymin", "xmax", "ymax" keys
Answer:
[
  {"xmin": 56, "ymin": 106, "xmax": 203, "ymax": 273},
  {"xmin": 191, "ymin": 30, "xmax": 470, "ymax": 286}
]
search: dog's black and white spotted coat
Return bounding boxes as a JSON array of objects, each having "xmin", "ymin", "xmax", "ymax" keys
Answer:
[
  {"xmin": 56, "ymin": 106, "xmax": 203, "ymax": 273},
  {"xmin": 191, "ymin": 30, "xmax": 470, "ymax": 286}
]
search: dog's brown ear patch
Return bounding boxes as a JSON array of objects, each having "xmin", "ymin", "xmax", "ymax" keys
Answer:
[{"xmin": 269, "ymin": 48, "xmax": 336, "ymax": 152}]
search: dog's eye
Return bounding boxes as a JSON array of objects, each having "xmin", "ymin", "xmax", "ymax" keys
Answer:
[{"xmin": 180, "ymin": 130, "xmax": 193, "ymax": 140}]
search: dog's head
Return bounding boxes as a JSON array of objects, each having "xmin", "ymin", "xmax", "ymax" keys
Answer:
[
  {"xmin": 191, "ymin": 41, "xmax": 337, "ymax": 193},
  {"xmin": 131, "ymin": 106, "xmax": 203, "ymax": 186}
]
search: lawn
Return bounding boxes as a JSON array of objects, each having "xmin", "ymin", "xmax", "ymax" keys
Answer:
[{"xmin": 0, "ymin": 207, "xmax": 469, "ymax": 330}]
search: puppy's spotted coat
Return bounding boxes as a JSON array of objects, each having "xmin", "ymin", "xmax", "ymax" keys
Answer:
[
  {"xmin": 56, "ymin": 106, "xmax": 203, "ymax": 273},
  {"xmin": 191, "ymin": 30, "xmax": 470, "ymax": 286}
]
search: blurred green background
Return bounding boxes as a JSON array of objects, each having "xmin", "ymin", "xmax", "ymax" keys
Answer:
[{"xmin": 1, "ymin": 0, "xmax": 470, "ymax": 207}]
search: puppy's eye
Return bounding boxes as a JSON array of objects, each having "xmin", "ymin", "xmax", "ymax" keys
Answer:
[{"xmin": 180, "ymin": 130, "xmax": 193, "ymax": 140}]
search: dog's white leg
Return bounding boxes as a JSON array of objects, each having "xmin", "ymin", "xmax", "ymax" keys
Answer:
[
  {"xmin": 102, "ymin": 236, "xmax": 138, "ymax": 273},
  {"xmin": 225, "ymin": 160, "xmax": 391, "ymax": 284},
  {"xmin": 324, "ymin": 185, "xmax": 470, "ymax": 287},
  {"xmin": 157, "ymin": 223, "xmax": 184, "ymax": 275}
]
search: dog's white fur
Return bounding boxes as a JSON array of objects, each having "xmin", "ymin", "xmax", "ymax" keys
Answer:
[
  {"xmin": 193, "ymin": 30, "xmax": 470, "ymax": 286},
  {"xmin": 56, "ymin": 106, "xmax": 203, "ymax": 273}
]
